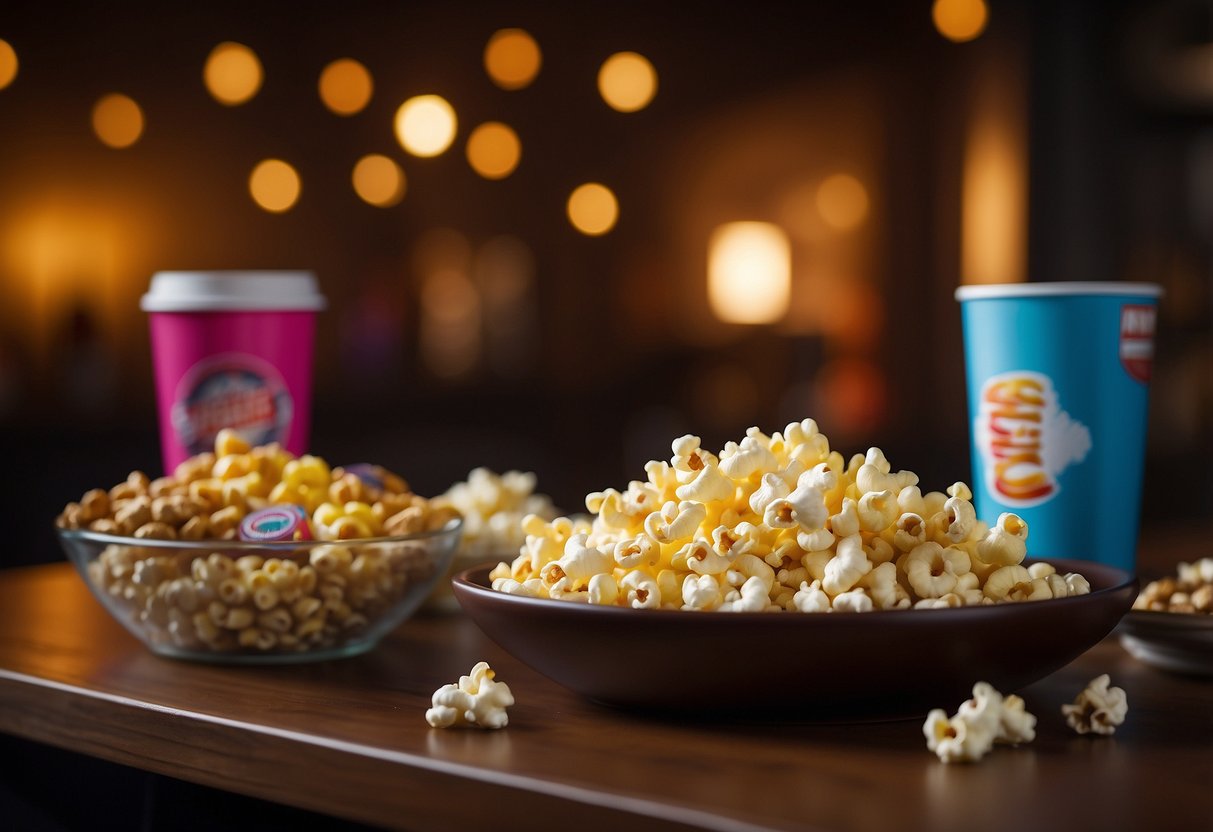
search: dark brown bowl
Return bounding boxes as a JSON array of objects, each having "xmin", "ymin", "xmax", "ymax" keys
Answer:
[{"xmin": 453, "ymin": 559, "xmax": 1136, "ymax": 719}]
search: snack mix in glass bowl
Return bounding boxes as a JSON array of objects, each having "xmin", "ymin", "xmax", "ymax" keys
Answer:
[{"xmin": 55, "ymin": 430, "xmax": 462, "ymax": 663}]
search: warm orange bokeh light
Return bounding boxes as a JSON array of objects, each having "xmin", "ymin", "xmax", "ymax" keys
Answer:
[
  {"xmin": 319, "ymin": 58, "xmax": 373, "ymax": 115},
  {"xmin": 932, "ymin": 0, "xmax": 989, "ymax": 43},
  {"xmin": 484, "ymin": 29, "xmax": 542, "ymax": 90},
  {"xmin": 92, "ymin": 93, "xmax": 144, "ymax": 149},
  {"xmin": 249, "ymin": 159, "xmax": 301, "ymax": 213},
  {"xmin": 0, "ymin": 39, "xmax": 17, "ymax": 90},
  {"xmin": 816, "ymin": 174, "xmax": 869, "ymax": 231},
  {"xmin": 466, "ymin": 122, "xmax": 521, "ymax": 180},
  {"xmin": 394, "ymin": 95, "xmax": 457, "ymax": 157},
  {"xmin": 204, "ymin": 42, "xmax": 263, "ymax": 105},
  {"xmin": 352, "ymin": 154, "xmax": 405, "ymax": 207},
  {"xmin": 597, "ymin": 52, "xmax": 657, "ymax": 112},
  {"xmin": 567, "ymin": 183, "xmax": 618, "ymax": 235}
]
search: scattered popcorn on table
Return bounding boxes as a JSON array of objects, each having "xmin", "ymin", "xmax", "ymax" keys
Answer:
[
  {"xmin": 425, "ymin": 662, "xmax": 515, "ymax": 729},
  {"xmin": 923, "ymin": 709, "xmax": 995, "ymax": 764},
  {"xmin": 1062, "ymin": 674, "xmax": 1127, "ymax": 736},
  {"xmin": 996, "ymin": 694, "xmax": 1038, "ymax": 745},
  {"xmin": 1133, "ymin": 558, "xmax": 1213, "ymax": 614},
  {"xmin": 923, "ymin": 681, "xmax": 1037, "ymax": 763},
  {"xmin": 489, "ymin": 421, "xmax": 1092, "ymax": 613}
]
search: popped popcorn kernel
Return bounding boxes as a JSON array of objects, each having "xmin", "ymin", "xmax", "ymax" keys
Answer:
[
  {"xmin": 923, "ymin": 708, "xmax": 994, "ymax": 764},
  {"xmin": 925, "ymin": 681, "xmax": 1037, "ymax": 763},
  {"xmin": 998, "ymin": 694, "xmax": 1037, "ymax": 745},
  {"xmin": 488, "ymin": 422, "xmax": 1091, "ymax": 614},
  {"xmin": 792, "ymin": 579, "xmax": 831, "ymax": 613},
  {"xmin": 426, "ymin": 661, "xmax": 515, "ymax": 729},
  {"xmin": 1062, "ymin": 674, "xmax": 1127, "ymax": 736}
]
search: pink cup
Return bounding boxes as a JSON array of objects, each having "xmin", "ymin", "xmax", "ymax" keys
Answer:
[{"xmin": 141, "ymin": 271, "xmax": 326, "ymax": 473}]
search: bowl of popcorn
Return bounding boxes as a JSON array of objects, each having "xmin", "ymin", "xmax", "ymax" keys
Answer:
[
  {"xmin": 453, "ymin": 421, "xmax": 1137, "ymax": 716},
  {"xmin": 1118, "ymin": 558, "xmax": 1213, "ymax": 677},
  {"xmin": 55, "ymin": 431, "xmax": 462, "ymax": 663}
]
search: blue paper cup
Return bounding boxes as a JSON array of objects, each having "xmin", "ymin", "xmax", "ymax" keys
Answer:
[{"xmin": 956, "ymin": 282, "xmax": 1162, "ymax": 572}]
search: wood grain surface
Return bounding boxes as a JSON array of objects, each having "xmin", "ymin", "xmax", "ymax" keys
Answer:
[{"xmin": 0, "ymin": 552, "xmax": 1209, "ymax": 832}]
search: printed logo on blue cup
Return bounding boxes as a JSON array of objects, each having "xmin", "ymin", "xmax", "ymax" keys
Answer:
[
  {"xmin": 973, "ymin": 371, "xmax": 1091, "ymax": 509},
  {"xmin": 171, "ymin": 352, "xmax": 294, "ymax": 456}
]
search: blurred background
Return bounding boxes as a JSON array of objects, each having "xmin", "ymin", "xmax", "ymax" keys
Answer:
[{"xmin": 0, "ymin": 0, "xmax": 1210, "ymax": 565}]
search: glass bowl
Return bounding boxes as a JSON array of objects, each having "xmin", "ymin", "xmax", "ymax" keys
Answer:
[{"xmin": 56, "ymin": 517, "xmax": 462, "ymax": 664}]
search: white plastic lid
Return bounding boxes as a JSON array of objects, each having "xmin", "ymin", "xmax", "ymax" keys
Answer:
[
  {"xmin": 955, "ymin": 282, "xmax": 1163, "ymax": 301},
  {"xmin": 141, "ymin": 271, "xmax": 327, "ymax": 312}
]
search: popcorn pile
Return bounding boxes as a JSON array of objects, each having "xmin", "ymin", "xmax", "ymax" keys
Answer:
[
  {"xmin": 431, "ymin": 468, "xmax": 557, "ymax": 602},
  {"xmin": 923, "ymin": 682, "xmax": 1037, "ymax": 763},
  {"xmin": 490, "ymin": 421, "xmax": 1091, "ymax": 613},
  {"xmin": 1133, "ymin": 558, "xmax": 1213, "ymax": 614},
  {"xmin": 426, "ymin": 662, "xmax": 515, "ymax": 729},
  {"xmin": 436, "ymin": 469, "xmax": 556, "ymax": 559}
]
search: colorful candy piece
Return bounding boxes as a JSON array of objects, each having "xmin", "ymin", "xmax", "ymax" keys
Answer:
[{"xmin": 239, "ymin": 505, "xmax": 312, "ymax": 542}]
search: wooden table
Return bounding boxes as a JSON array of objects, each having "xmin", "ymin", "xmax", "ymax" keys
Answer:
[{"xmin": 0, "ymin": 561, "xmax": 1209, "ymax": 832}]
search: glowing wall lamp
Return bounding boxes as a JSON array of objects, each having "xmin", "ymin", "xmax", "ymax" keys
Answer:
[{"xmin": 708, "ymin": 222, "xmax": 791, "ymax": 324}]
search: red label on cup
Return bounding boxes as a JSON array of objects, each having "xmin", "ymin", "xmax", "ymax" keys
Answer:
[
  {"xmin": 170, "ymin": 352, "xmax": 294, "ymax": 456},
  {"xmin": 1119, "ymin": 305, "xmax": 1155, "ymax": 384}
]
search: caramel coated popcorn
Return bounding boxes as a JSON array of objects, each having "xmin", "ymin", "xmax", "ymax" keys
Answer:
[{"xmin": 1133, "ymin": 558, "xmax": 1213, "ymax": 614}]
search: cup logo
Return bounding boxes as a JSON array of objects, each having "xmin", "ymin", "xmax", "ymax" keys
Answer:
[
  {"xmin": 1120, "ymin": 304, "xmax": 1155, "ymax": 384},
  {"xmin": 171, "ymin": 352, "xmax": 293, "ymax": 456},
  {"xmin": 975, "ymin": 371, "xmax": 1091, "ymax": 508}
]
